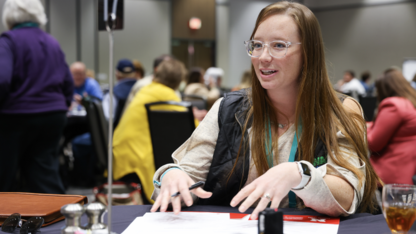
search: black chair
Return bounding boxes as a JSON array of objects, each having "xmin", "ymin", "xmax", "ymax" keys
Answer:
[
  {"xmin": 145, "ymin": 101, "xmax": 196, "ymax": 169},
  {"xmin": 342, "ymin": 92, "xmax": 352, "ymax": 97},
  {"xmin": 81, "ymin": 96, "xmax": 108, "ymax": 172},
  {"xmin": 182, "ymin": 94, "xmax": 207, "ymax": 110},
  {"xmin": 113, "ymin": 98, "xmax": 127, "ymax": 129},
  {"xmin": 359, "ymin": 96, "xmax": 377, "ymax": 121},
  {"xmin": 342, "ymin": 91, "xmax": 360, "ymax": 101}
]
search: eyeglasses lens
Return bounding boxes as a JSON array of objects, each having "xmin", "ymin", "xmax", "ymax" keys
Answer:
[
  {"xmin": 1, "ymin": 213, "xmax": 21, "ymax": 233},
  {"xmin": 246, "ymin": 40, "xmax": 287, "ymax": 58},
  {"xmin": 20, "ymin": 217, "xmax": 44, "ymax": 234}
]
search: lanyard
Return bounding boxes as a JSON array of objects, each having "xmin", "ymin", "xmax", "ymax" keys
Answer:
[{"xmin": 265, "ymin": 119, "xmax": 301, "ymax": 208}]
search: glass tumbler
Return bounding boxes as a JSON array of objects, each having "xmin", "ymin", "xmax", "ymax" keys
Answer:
[{"xmin": 383, "ymin": 184, "xmax": 416, "ymax": 234}]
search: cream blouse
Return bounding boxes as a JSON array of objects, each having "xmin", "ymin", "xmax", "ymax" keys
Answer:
[{"xmin": 152, "ymin": 97, "xmax": 366, "ymax": 217}]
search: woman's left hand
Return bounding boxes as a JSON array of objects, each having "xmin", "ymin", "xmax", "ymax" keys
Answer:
[{"xmin": 230, "ymin": 162, "xmax": 302, "ymax": 220}]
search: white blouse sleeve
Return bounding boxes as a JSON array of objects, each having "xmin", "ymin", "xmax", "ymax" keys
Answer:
[
  {"xmin": 151, "ymin": 98, "xmax": 223, "ymax": 200},
  {"xmin": 292, "ymin": 97, "xmax": 366, "ymax": 217}
]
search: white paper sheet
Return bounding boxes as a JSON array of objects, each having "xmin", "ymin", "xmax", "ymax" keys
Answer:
[
  {"xmin": 122, "ymin": 212, "xmax": 339, "ymax": 234},
  {"xmin": 122, "ymin": 213, "xmax": 257, "ymax": 234}
]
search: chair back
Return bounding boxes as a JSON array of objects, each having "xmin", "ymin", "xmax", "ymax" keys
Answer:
[
  {"xmin": 359, "ymin": 96, "xmax": 378, "ymax": 121},
  {"xmin": 145, "ymin": 101, "xmax": 195, "ymax": 169},
  {"xmin": 82, "ymin": 96, "xmax": 108, "ymax": 171},
  {"xmin": 342, "ymin": 92, "xmax": 352, "ymax": 97},
  {"xmin": 342, "ymin": 91, "xmax": 360, "ymax": 101},
  {"xmin": 182, "ymin": 94, "xmax": 207, "ymax": 110},
  {"xmin": 113, "ymin": 98, "xmax": 127, "ymax": 129}
]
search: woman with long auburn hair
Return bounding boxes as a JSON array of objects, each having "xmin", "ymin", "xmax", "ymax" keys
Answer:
[
  {"xmin": 151, "ymin": 1, "xmax": 379, "ymax": 218},
  {"xmin": 368, "ymin": 70, "xmax": 416, "ymax": 185}
]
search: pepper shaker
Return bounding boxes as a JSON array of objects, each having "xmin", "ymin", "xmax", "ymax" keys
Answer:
[
  {"xmin": 61, "ymin": 203, "xmax": 84, "ymax": 234},
  {"xmin": 83, "ymin": 202, "xmax": 107, "ymax": 230}
]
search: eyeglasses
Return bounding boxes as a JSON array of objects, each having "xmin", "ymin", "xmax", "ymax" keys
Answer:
[
  {"xmin": 1, "ymin": 213, "xmax": 44, "ymax": 234},
  {"xmin": 244, "ymin": 40, "xmax": 301, "ymax": 59}
]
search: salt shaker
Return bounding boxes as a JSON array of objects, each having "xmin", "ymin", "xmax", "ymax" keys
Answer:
[
  {"xmin": 61, "ymin": 203, "xmax": 84, "ymax": 234},
  {"xmin": 83, "ymin": 202, "xmax": 107, "ymax": 230}
]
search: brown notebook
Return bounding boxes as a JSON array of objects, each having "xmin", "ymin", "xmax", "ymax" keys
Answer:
[{"xmin": 0, "ymin": 192, "xmax": 88, "ymax": 227}]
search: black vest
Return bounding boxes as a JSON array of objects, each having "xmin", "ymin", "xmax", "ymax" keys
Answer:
[{"xmin": 198, "ymin": 89, "xmax": 346, "ymax": 206}]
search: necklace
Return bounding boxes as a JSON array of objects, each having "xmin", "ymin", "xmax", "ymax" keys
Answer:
[
  {"xmin": 278, "ymin": 123, "xmax": 288, "ymax": 129},
  {"xmin": 271, "ymin": 121, "xmax": 289, "ymax": 129}
]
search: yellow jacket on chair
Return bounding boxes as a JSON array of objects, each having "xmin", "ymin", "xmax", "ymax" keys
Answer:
[{"xmin": 113, "ymin": 81, "xmax": 190, "ymax": 203}]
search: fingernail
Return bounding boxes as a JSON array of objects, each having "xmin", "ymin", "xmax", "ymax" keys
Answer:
[
  {"xmin": 239, "ymin": 206, "xmax": 245, "ymax": 211},
  {"xmin": 186, "ymin": 200, "xmax": 192, "ymax": 206},
  {"xmin": 230, "ymin": 201, "xmax": 236, "ymax": 207}
]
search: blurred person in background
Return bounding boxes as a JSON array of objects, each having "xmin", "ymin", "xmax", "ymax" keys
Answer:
[
  {"xmin": 360, "ymin": 71, "xmax": 373, "ymax": 95},
  {"xmin": 337, "ymin": 70, "xmax": 366, "ymax": 96},
  {"xmin": 367, "ymin": 70, "xmax": 416, "ymax": 185},
  {"xmin": 184, "ymin": 67, "xmax": 220, "ymax": 110},
  {"xmin": 69, "ymin": 61, "xmax": 103, "ymax": 187},
  {"xmin": 411, "ymin": 73, "xmax": 416, "ymax": 90},
  {"xmin": 0, "ymin": 0, "xmax": 73, "ymax": 193},
  {"xmin": 70, "ymin": 61, "xmax": 103, "ymax": 104},
  {"xmin": 113, "ymin": 59, "xmax": 188, "ymax": 204},
  {"xmin": 102, "ymin": 59, "xmax": 137, "ymax": 127},
  {"xmin": 231, "ymin": 70, "xmax": 252, "ymax": 91},
  {"xmin": 202, "ymin": 67, "xmax": 223, "ymax": 108},
  {"xmin": 132, "ymin": 59, "xmax": 145, "ymax": 79},
  {"xmin": 204, "ymin": 67, "xmax": 223, "ymax": 88},
  {"xmin": 124, "ymin": 54, "xmax": 175, "ymax": 111}
]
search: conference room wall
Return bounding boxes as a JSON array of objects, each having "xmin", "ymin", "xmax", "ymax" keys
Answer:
[
  {"xmin": 304, "ymin": 0, "xmax": 409, "ymax": 8},
  {"xmin": 97, "ymin": 0, "xmax": 170, "ymax": 82},
  {"xmin": 307, "ymin": 0, "xmax": 416, "ymax": 83},
  {"xmin": 49, "ymin": 0, "xmax": 77, "ymax": 67},
  {"xmin": 216, "ymin": 3, "xmax": 229, "ymax": 87},
  {"xmin": 80, "ymin": 0, "xmax": 96, "ymax": 74},
  {"xmin": 0, "ymin": 0, "xmax": 4, "ymax": 32}
]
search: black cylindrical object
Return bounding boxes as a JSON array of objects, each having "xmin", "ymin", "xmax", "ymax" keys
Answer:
[{"xmin": 258, "ymin": 208, "xmax": 283, "ymax": 234}]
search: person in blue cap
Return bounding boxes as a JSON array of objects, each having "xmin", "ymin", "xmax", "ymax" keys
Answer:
[{"xmin": 102, "ymin": 59, "xmax": 139, "ymax": 128}]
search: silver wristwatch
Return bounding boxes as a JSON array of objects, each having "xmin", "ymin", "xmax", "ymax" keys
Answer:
[{"xmin": 292, "ymin": 162, "xmax": 311, "ymax": 190}]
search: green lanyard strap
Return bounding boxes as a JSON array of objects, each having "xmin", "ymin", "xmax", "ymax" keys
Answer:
[{"xmin": 265, "ymin": 118, "xmax": 301, "ymax": 208}]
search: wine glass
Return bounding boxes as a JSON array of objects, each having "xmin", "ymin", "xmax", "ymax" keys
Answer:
[{"xmin": 382, "ymin": 184, "xmax": 416, "ymax": 234}]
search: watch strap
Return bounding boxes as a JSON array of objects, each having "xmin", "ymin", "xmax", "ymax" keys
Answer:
[{"xmin": 292, "ymin": 162, "xmax": 311, "ymax": 190}]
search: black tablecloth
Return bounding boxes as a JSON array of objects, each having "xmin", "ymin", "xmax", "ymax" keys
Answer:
[{"xmin": 0, "ymin": 205, "xmax": 392, "ymax": 234}]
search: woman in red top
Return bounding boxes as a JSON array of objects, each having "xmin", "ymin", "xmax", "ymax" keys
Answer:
[{"xmin": 368, "ymin": 69, "xmax": 416, "ymax": 185}]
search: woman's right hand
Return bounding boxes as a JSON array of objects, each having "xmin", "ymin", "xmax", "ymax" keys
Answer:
[{"xmin": 150, "ymin": 169, "xmax": 212, "ymax": 214}]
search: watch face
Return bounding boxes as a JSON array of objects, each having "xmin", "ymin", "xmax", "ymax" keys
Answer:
[{"xmin": 301, "ymin": 163, "xmax": 311, "ymax": 176}]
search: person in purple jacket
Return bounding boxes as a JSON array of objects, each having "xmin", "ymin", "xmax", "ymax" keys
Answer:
[{"xmin": 0, "ymin": 0, "xmax": 74, "ymax": 194}]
